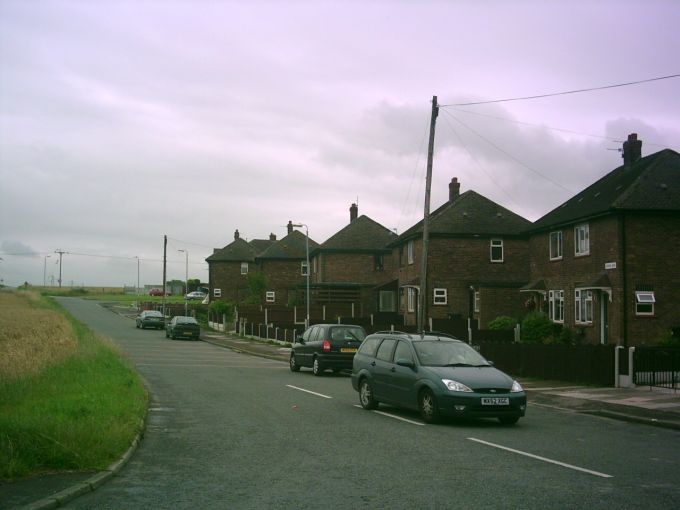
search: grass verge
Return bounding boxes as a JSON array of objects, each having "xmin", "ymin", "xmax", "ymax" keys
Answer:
[{"xmin": 0, "ymin": 291, "xmax": 148, "ymax": 480}]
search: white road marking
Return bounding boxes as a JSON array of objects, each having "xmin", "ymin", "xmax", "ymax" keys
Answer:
[
  {"xmin": 353, "ymin": 405, "xmax": 425, "ymax": 426},
  {"xmin": 467, "ymin": 437, "xmax": 613, "ymax": 478},
  {"xmin": 286, "ymin": 385, "xmax": 333, "ymax": 399}
]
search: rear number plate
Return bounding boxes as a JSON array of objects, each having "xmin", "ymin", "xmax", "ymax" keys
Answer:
[
  {"xmin": 481, "ymin": 397, "xmax": 509, "ymax": 406},
  {"xmin": 341, "ymin": 348, "xmax": 357, "ymax": 353}
]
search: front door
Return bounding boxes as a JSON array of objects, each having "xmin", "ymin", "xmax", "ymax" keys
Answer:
[{"xmin": 600, "ymin": 292, "xmax": 609, "ymax": 345}]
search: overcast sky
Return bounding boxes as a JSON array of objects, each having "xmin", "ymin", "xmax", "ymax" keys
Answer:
[{"xmin": 1, "ymin": 0, "xmax": 679, "ymax": 288}]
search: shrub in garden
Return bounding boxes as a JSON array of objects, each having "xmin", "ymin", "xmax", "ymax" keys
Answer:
[
  {"xmin": 521, "ymin": 312, "xmax": 553, "ymax": 344},
  {"xmin": 209, "ymin": 300, "xmax": 234, "ymax": 323},
  {"xmin": 488, "ymin": 316, "xmax": 517, "ymax": 331}
]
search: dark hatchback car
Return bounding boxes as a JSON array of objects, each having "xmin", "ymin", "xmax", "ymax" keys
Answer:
[
  {"xmin": 165, "ymin": 316, "xmax": 201, "ymax": 340},
  {"xmin": 351, "ymin": 332, "xmax": 526, "ymax": 424},
  {"xmin": 136, "ymin": 310, "xmax": 165, "ymax": 330},
  {"xmin": 290, "ymin": 324, "xmax": 366, "ymax": 376}
]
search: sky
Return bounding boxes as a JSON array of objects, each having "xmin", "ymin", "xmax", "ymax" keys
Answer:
[{"xmin": 1, "ymin": 0, "xmax": 679, "ymax": 288}]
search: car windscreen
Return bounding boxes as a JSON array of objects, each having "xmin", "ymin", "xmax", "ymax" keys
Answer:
[
  {"xmin": 330, "ymin": 327, "xmax": 365, "ymax": 341},
  {"xmin": 413, "ymin": 341, "xmax": 489, "ymax": 367}
]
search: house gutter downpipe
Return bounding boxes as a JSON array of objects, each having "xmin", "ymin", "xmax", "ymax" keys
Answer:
[{"xmin": 418, "ymin": 95, "xmax": 438, "ymax": 335}]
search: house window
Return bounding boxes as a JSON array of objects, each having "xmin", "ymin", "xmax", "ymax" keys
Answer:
[
  {"xmin": 374, "ymin": 254, "xmax": 384, "ymax": 272},
  {"xmin": 213, "ymin": 288, "xmax": 221, "ymax": 298},
  {"xmin": 407, "ymin": 240, "xmax": 415, "ymax": 265},
  {"xmin": 635, "ymin": 291, "xmax": 655, "ymax": 316},
  {"xmin": 490, "ymin": 239, "xmax": 503, "ymax": 262},
  {"xmin": 407, "ymin": 288, "xmax": 416, "ymax": 313},
  {"xmin": 548, "ymin": 290, "xmax": 564, "ymax": 323},
  {"xmin": 474, "ymin": 291, "xmax": 480, "ymax": 313},
  {"xmin": 240, "ymin": 262, "xmax": 249, "ymax": 275},
  {"xmin": 265, "ymin": 291, "xmax": 275, "ymax": 303},
  {"xmin": 379, "ymin": 291, "xmax": 396, "ymax": 312},
  {"xmin": 433, "ymin": 288, "xmax": 447, "ymax": 305},
  {"xmin": 575, "ymin": 224, "xmax": 590, "ymax": 256},
  {"xmin": 550, "ymin": 231, "xmax": 563, "ymax": 260},
  {"xmin": 301, "ymin": 261, "xmax": 309, "ymax": 276},
  {"xmin": 575, "ymin": 290, "xmax": 593, "ymax": 324}
]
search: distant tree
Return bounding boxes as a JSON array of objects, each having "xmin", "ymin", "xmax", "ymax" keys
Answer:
[
  {"xmin": 245, "ymin": 272, "xmax": 267, "ymax": 304},
  {"xmin": 187, "ymin": 278, "xmax": 201, "ymax": 292},
  {"xmin": 209, "ymin": 300, "xmax": 234, "ymax": 322}
]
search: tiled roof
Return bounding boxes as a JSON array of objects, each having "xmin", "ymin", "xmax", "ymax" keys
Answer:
[
  {"xmin": 205, "ymin": 238, "xmax": 256, "ymax": 262},
  {"xmin": 532, "ymin": 149, "xmax": 680, "ymax": 231},
  {"xmin": 249, "ymin": 239, "xmax": 275, "ymax": 256},
  {"xmin": 317, "ymin": 215, "xmax": 397, "ymax": 252},
  {"xmin": 257, "ymin": 230, "xmax": 319, "ymax": 260},
  {"xmin": 394, "ymin": 190, "xmax": 532, "ymax": 244}
]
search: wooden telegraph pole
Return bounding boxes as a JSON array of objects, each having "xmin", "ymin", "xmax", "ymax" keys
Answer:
[
  {"xmin": 162, "ymin": 235, "xmax": 167, "ymax": 318},
  {"xmin": 418, "ymin": 95, "xmax": 438, "ymax": 334}
]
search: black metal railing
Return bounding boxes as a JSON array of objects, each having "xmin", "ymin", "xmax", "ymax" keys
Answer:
[{"xmin": 634, "ymin": 347, "xmax": 680, "ymax": 390}]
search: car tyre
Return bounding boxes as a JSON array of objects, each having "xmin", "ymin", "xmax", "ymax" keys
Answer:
[
  {"xmin": 359, "ymin": 379, "xmax": 378, "ymax": 410},
  {"xmin": 498, "ymin": 416, "xmax": 520, "ymax": 425},
  {"xmin": 419, "ymin": 388, "xmax": 440, "ymax": 424},
  {"xmin": 312, "ymin": 357, "xmax": 324, "ymax": 376},
  {"xmin": 289, "ymin": 353, "xmax": 301, "ymax": 372}
]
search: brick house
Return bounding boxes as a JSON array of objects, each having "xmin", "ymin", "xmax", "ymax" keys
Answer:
[
  {"xmin": 309, "ymin": 203, "xmax": 397, "ymax": 314},
  {"xmin": 256, "ymin": 221, "xmax": 319, "ymax": 306},
  {"xmin": 206, "ymin": 230, "xmax": 276, "ymax": 303},
  {"xmin": 389, "ymin": 177, "xmax": 532, "ymax": 326},
  {"xmin": 524, "ymin": 134, "xmax": 680, "ymax": 346}
]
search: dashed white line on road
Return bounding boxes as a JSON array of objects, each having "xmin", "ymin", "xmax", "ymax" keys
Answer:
[
  {"xmin": 353, "ymin": 405, "xmax": 425, "ymax": 426},
  {"xmin": 467, "ymin": 437, "xmax": 613, "ymax": 478},
  {"xmin": 286, "ymin": 385, "xmax": 333, "ymax": 399}
]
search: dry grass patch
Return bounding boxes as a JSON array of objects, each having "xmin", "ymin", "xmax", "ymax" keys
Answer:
[{"xmin": 0, "ymin": 292, "xmax": 78, "ymax": 380}]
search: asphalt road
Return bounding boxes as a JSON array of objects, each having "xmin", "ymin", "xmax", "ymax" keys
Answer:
[{"xmin": 56, "ymin": 298, "xmax": 680, "ymax": 509}]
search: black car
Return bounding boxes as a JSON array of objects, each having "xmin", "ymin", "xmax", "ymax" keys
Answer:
[
  {"xmin": 165, "ymin": 316, "xmax": 201, "ymax": 340},
  {"xmin": 136, "ymin": 310, "xmax": 165, "ymax": 330},
  {"xmin": 351, "ymin": 331, "xmax": 526, "ymax": 424},
  {"xmin": 289, "ymin": 324, "xmax": 366, "ymax": 376}
]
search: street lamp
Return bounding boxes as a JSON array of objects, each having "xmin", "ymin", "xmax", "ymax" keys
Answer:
[
  {"xmin": 291, "ymin": 223, "xmax": 310, "ymax": 328},
  {"xmin": 43, "ymin": 255, "xmax": 51, "ymax": 287},
  {"xmin": 178, "ymin": 249, "xmax": 188, "ymax": 316}
]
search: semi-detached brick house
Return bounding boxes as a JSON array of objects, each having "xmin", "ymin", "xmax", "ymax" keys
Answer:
[
  {"xmin": 523, "ymin": 134, "xmax": 680, "ymax": 346},
  {"xmin": 309, "ymin": 203, "xmax": 397, "ymax": 315},
  {"xmin": 389, "ymin": 177, "xmax": 532, "ymax": 326}
]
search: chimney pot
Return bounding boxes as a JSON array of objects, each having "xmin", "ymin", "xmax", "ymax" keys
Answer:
[
  {"xmin": 269, "ymin": 233, "xmax": 277, "ymax": 241},
  {"xmin": 622, "ymin": 133, "xmax": 642, "ymax": 167},
  {"xmin": 449, "ymin": 177, "xmax": 460, "ymax": 201},
  {"xmin": 234, "ymin": 229, "xmax": 240, "ymax": 240},
  {"xmin": 287, "ymin": 221, "xmax": 293, "ymax": 235},
  {"xmin": 350, "ymin": 203, "xmax": 358, "ymax": 222}
]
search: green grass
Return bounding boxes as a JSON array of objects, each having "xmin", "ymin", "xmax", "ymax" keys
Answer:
[{"xmin": 0, "ymin": 296, "xmax": 148, "ymax": 480}]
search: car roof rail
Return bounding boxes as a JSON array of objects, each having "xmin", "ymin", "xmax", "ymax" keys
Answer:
[
  {"xmin": 422, "ymin": 331, "xmax": 461, "ymax": 340},
  {"xmin": 372, "ymin": 330, "xmax": 411, "ymax": 336}
]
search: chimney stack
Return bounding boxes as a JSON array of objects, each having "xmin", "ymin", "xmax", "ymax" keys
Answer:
[
  {"xmin": 234, "ymin": 229, "xmax": 240, "ymax": 240},
  {"xmin": 622, "ymin": 133, "xmax": 642, "ymax": 167},
  {"xmin": 269, "ymin": 233, "xmax": 277, "ymax": 241},
  {"xmin": 449, "ymin": 177, "xmax": 460, "ymax": 201},
  {"xmin": 350, "ymin": 203, "xmax": 358, "ymax": 223},
  {"xmin": 287, "ymin": 221, "xmax": 293, "ymax": 235}
]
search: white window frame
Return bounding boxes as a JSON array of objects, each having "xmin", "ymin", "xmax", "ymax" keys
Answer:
[
  {"xmin": 240, "ymin": 262, "xmax": 249, "ymax": 275},
  {"xmin": 548, "ymin": 290, "xmax": 564, "ymax": 323},
  {"xmin": 213, "ymin": 288, "xmax": 222, "ymax": 298},
  {"xmin": 265, "ymin": 291, "xmax": 275, "ymax": 303},
  {"xmin": 490, "ymin": 239, "xmax": 504, "ymax": 262},
  {"xmin": 474, "ymin": 291, "xmax": 480, "ymax": 313},
  {"xmin": 433, "ymin": 288, "xmax": 447, "ymax": 305},
  {"xmin": 407, "ymin": 287, "xmax": 416, "ymax": 313},
  {"xmin": 574, "ymin": 224, "xmax": 590, "ymax": 256},
  {"xmin": 407, "ymin": 240, "xmax": 415, "ymax": 265},
  {"xmin": 635, "ymin": 291, "xmax": 655, "ymax": 316},
  {"xmin": 301, "ymin": 261, "xmax": 309, "ymax": 276},
  {"xmin": 549, "ymin": 231, "xmax": 563, "ymax": 260},
  {"xmin": 575, "ymin": 289, "xmax": 593, "ymax": 324}
]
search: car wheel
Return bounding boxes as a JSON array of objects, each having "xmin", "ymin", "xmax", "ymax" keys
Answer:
[
  {"xmin": 499, "ymin": 416, "xmax": 520, "ymax": 425},
  {"xmin": 359, "ymin": 379, "xmax": 378, "ymax": 410},
  {"xmin": 419, "ymin": 389, "xmax": 440, "ymax": 424},
  {"xmin": 312, "ymin": 357, "xmax": 324, "ymax": 376},
  {"xmin": 289, "ymin": 353, "xmax": 301, "ymax": 372}
]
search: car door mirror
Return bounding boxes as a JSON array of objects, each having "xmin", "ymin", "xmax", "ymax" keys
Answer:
[
  {"xmin": 296, "ymin": 336, "xmax": 305, "ymax": 344},
  {"xmin": 396, "ymin": 358, "xmax": 415, "ymax": 369}
]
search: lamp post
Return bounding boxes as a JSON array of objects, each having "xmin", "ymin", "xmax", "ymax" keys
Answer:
[
  {"xmin": 291, "ymin": 223, "xmax": 310, "ymax": 328},
  {"xmin": 178, "ymin": 249, "xmax": 188, "ymax": 316},
  {"xmin": 43, "ymin": 255, "xmax": 51, "ymax": 287}
]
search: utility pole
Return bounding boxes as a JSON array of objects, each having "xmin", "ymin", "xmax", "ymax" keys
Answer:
[
  {"xmin": 162, "ymin": 235, "xmax": 167, "ymax": 318},
  {"xmin": 418, "ymin": 95, "xmax": 438, "ymax": 334},
  {"xmin": 43, "ymin": 255, "xmax": 51, "ymax": 287},
  {"xmin": 54, "ymin": 249, "xmax": 68, "ymax": 288}
]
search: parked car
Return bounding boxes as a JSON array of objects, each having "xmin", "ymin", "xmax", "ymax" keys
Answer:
[
  {"xmin": 136, "ymin": 310, "xmax": 165, "ymax": 330},
  {"xmin": 185, "ymin": 291, "xmax": 207, "ymax": 300},
  {"xmin": 289, "ymin": 324, "xmax": 366, "ymax": 376},
  {"xmin": 148, "ymin": 288, "xmax": 171, "ymax": 296},
  {"xmin": 166, "ymin": 316, "xmax": 201, "ymax": 340},
  {"xmin": 351, "ymin": 331, "xmax": 526, "ymax": 425}
]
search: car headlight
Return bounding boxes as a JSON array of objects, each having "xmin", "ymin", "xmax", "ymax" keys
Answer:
[
  {"xmin": 442, "ymin": 379, "xmax": 473, "ymax": 392},
  {"xmin": 511, "ymin": 380, "xmax": 523, "ymax": 393}
]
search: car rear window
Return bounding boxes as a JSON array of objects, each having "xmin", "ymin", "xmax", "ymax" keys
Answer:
[
  {"xmin": 146, "ymin": 311, "xmax": 163, "ymax": 317},
  {"xmin": 176, "ymin": 317, "xmax": 198, "ymax": 324},
  {"xmin": 330, "ymin": 327, "xmax": 365, "ymax": 341}
]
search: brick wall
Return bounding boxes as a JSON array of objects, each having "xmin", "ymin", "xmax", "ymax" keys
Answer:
[
  {"xmin": 209, "ymin": 261, "xmax": 251, "ymax": 303},
  {"xmin": 315, "ymin": 252, "xmax": 393, "ymax": 285},
  {"xmin": 260, "ymin": 259, "xmax": 307, "ymax": 305}
]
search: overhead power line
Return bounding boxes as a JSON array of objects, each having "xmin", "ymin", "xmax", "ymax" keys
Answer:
[{"xmin": 440, "ymin": 73, "xmax": 680, "ymax": 107}]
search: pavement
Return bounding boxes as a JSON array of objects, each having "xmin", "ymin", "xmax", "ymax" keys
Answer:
[{"xmin": 3, "ymin": 328, "xmax": 680, "ymax": 510}]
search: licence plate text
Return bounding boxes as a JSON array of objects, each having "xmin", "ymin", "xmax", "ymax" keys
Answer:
[
  {"xmin": 341, "ymin": 348, "xmax": 357, "ymax": 353},
  {"xmin": 481, "ymin": 397, "xmax": 509, "ymax": 406}
]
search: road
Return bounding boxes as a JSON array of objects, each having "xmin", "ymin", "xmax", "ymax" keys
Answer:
[{"xmin": 57, "ymin": 298, "xmax": 680, "ymax": 509}]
